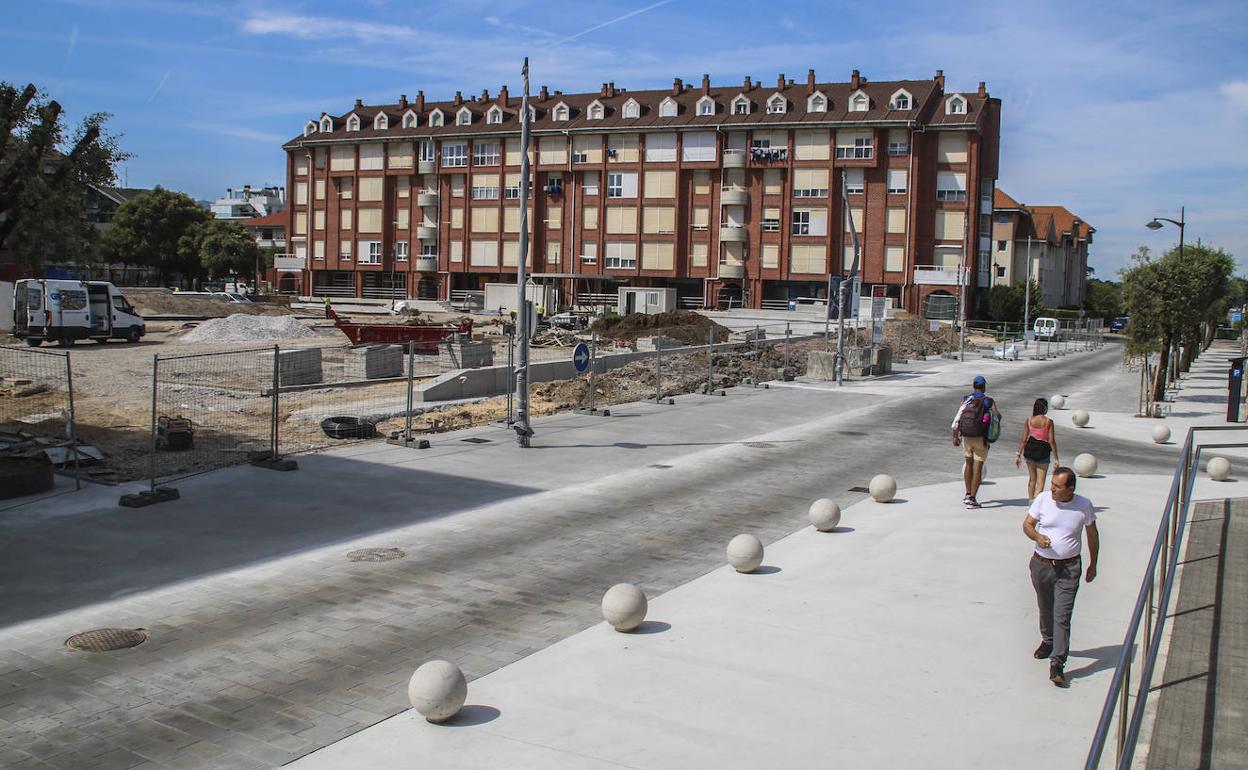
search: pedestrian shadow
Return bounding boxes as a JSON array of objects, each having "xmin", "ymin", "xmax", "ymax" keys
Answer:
[
  {"xmin": 982, "ymin": 498, "xmax": 1032, "ymax": 508},
  {"xmin": 1065, "ymin": 645, "xmax": 1123, "ymax": 681},
  {"xmin": 442, "ymin": 705, "xmax": 501, "ymax": 727}
]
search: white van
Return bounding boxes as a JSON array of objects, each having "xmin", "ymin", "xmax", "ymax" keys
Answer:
[
  {"xmin": 1033, "ymin": 317, "xmax": 1061, "ymax": 341},
  {"xmin": 12, "ymin": 279, "xmax": 146, "ymax": 346}
]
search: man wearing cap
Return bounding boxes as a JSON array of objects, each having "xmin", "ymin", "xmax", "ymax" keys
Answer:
[
  {"xmin": 951, "ymin": 375, "xmax": 1001, "ymax": 509},
  {"xmin": 1023, "ymin": 466, "xmax": 1099, "ymax": 686}
]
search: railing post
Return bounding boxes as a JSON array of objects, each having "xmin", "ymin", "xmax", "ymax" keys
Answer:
[{"xmin": 1117, "ymin": 657, "xmax": 1131, "ymax": 763}]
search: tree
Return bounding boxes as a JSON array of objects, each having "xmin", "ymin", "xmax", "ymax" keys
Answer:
[
  {"xmin": 986, "ymin": 284, "xmax": 1023, "ymax": 322},
  {"xmin": 0, "ymin": 82, "xmax": 129, "ymax": 269},
  {"xmin": 1083, "ymin": 279, "xmax": 1122, "ymax": 320},
  {"xmin": 102, "ymin": 187, "xmax": 210, "ymax": 286},
  {"xmin": 190, "ymin": 219, "xmax": 260, "ymax": 279}
]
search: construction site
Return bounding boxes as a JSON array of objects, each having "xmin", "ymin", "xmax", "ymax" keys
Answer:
[{"xmin": 2, "ymin": 289, "xmax": 967, "ymax": 491}]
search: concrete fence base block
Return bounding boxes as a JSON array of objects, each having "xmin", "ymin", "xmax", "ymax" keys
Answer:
[
  {"xmin": 344, "ymin": 345, "xmax": 403, "ymax": 380},
  {"xmin": 439, "ymin": 339, "xmax": 494, "ymax": 370}
]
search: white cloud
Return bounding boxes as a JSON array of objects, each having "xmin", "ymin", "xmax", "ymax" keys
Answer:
[
  {"xmin": 483, "ymin": 15, "xmax": 501, "ymax": 26},
  {"xmin": 186, "ymin": 123, "xmax": 287, "ymax": 144},
  {"xmin": 1221, "ymin": 79, "xmax": 1248, "ymax": 112},
  {"xmin": 555, "ymin": 0, "xmax": 673, "ymax": 45},
  {"xmin": 240, "ymin": 14, "xmax": 414, "ymax": 42},
  {"xmin": 64, "ymin": 23, "xmax": 79, "ymax": 65}
]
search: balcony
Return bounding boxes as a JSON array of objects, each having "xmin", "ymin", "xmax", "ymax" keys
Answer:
[
  {"xmin": 720, "ymin": 187, "xmax": 749, "ymax": 206},
  {"xmin": 722, "ymin": 149, "xmax": 746, "ymax": 168},
  {"xmin": 416, "ymin": 225, "xmax": 438, "ymax": 240},
  {"xmin": 418, "ymin": 159, "xmax": 436, "ymax": 174},
  {"xmin": 913, "ymin": 265, "xmax": 969, "ymax": 286},
  {"xmin": 719, "ymin": 225, "xmax": 745, "ymax": 242},
  {"xmin": 415, "ymin": 256, "xmax": 438, "ymax": 272},
  {"xmin": 718, "ymin": 263, "xmax": 745, "ymax": 279},
  {"xmin": 417, "ymin": 190, "xmax": 439, "ymax": 207}
]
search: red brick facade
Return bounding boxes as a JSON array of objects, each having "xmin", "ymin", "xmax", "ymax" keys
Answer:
[{"xmin": 278, "ymin": 70, "xmax": 1001, "ymax": 315}]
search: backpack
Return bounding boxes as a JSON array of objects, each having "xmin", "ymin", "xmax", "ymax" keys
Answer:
[
  {"xmin": 987, "ymin": 410, "xmax": 1002, "ymax": 444},
  {"xmin": 958, "ymin": 394, "xmax": 990, "ymax": 437}
]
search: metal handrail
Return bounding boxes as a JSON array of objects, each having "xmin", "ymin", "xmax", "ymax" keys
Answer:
[{"xmin": 1085, "ymin": 424, "xmax": 1248, "ymax": 768}]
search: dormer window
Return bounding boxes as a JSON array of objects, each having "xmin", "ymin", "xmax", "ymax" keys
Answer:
[
  {"xmin": 456, "ymin": 107, "xmax": 473, "ymax": 126},
  {"xmin": 527, "ymin": 105, "xmax": 537, "ymax": 123},
  {"xmin": 696, "ymin": 96, "xmax": 716, "ymax": 116},
  {"xmin": 320, "ymin": 116, "xmax": 333, "ymax": 132},
  {"xmin": 487, "ymin": 105, "xmax": 503, "ymax": 124},
  {"xmin": 346, "ymin": 114, "xmax": 360, "ymax": 131},
  {"xmin": 622, "ymin": 98, "xmax": 641, "ymax": 119},
  {"xmin": 731, "ymin": 94, "xmax": 751, "ymax": 115},
  {"xmin": 659, "ymin": 97, "xmax": 678, "ymax": 118},
  {"xmin": 553, "ymin": 102, "xmax": 570, "ymax": 122},
  {"xmin": 374, "ymin": 113, "xmax": 388, "ymax": 130},
  {"xmin": 587, "ymin": 100, "xmax": 604, "ymax": 120},
  {"xmin": 807, "ymin": 92, "xmax": 827, "ymax": 113},
  {"xmin": 402, "ymin": 110, "xmax": 418, "ymax": 129},
  {"xmin": 946, "ymin": 95, "xmax": 967, "ymax": 115},
  {"xmin": 429, "ymin": 109, "xmax": 444, "ymax": 127},
  {"xmin": 849, "ymin": 91, "xmax": 869, "ymax": 112},
  {"xmin": 889, "ymin": 89, "xmax": 912, "ymax": 111},
  {"xmin": 304, "ymin": 120, "xmax": 318, "ymax": 137},
  {"xmin": 767, "ymin": 93, "xmax": 786, "ymax": 114}
]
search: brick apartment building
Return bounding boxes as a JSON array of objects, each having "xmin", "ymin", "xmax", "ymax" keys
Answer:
[{"xmin": 278, "ymin": 69, "xmax": 1001, "ymax": 316}]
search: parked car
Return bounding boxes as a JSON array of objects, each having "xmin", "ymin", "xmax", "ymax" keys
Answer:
[
  {"xmin": 1109, "ymin": 316, "xmax": 1129, "ymax": 332},
  {"xmin": 1033, "ymin": 317, "xmax": 1061, "ymax": 340}
]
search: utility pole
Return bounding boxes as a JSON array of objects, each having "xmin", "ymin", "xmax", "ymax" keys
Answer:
[
  {"xmin": 958, "ymin": 211, "xmax": 968, "ymax": 361},
  {"xmin": 513, "ymin": 58, "xmax": 534, "ymax": 447},
  {"xmin": 836, "ymin": 171, "xmax": 862, "ymax": 385},
  {"xmin": 1023, "ymin": 234, "xmax": 1033, "ymax": 349}
]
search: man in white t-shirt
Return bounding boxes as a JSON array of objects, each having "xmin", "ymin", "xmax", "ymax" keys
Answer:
[{"xmin": 1023, "ymin": 466, "xmax": 1100, "ymax": 686}]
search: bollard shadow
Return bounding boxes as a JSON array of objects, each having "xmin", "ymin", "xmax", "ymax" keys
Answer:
[
  {"xmin": 750, "ymin": 565, "xmax": 782, "ymax": 575},
  {"xmin": 823, "ymin": 526, "xmax": 856, "ymax": 534},
  {"xmin": 876, "ymin": 497, "xmax": 909, "ymax": 504},
  {"xmin": 442, "ymin": 705, "xmax": 501, "ymax": 727},
  {"xmin": 630, "ymin": 620, "xmax": 672, "ymax": 634}
]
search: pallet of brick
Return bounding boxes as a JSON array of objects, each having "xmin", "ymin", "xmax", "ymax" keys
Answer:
[
  {"xmin": 344, "ymin": 345, "xmax": 404, "ymax": 380},
  {"xmin": 263, "ymin": 348, "xmax": 323, "ymax": 387}
]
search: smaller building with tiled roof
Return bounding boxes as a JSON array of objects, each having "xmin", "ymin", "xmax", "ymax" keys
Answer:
[{"xmin": 990, "ymin": 190, "xmax": 1094, "ymax": 308}]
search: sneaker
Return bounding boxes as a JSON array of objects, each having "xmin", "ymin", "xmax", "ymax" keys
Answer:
[
  {"xmin": 1049, "ymin": 660, "xmax": 1066, "ymax": 686},
  {"xmin": 965, "ymin": 497, "xmax": 982, "ymax": 509},
  {"xmin": 1034, "ymin": 642, "xmax": 1052, "ymax": 660},
  {"xmin": 962, "ymin": 492, "xmax": 972, "ymax": 504}
]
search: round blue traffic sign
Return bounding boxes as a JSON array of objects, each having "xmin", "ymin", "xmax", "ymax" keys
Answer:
[{"xmin": 573, "ymin": 342, "xmax": 591, "ymax": 373}]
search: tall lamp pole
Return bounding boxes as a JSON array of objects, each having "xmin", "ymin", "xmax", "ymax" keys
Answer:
[
  {"xmin": 1145, "ymin": 206, "xmax": 1185, "ymax": 259},
  {"xmin": 1023, "ymin": 234, "xmax": 1033, "ymax": 348},
  {"xmin": 836, "ymin": 171, "xmax": 861, "ymax": 386},
  {"xmin": 513, "ymin": 57, "xmax": 535, "ymax": 447}
]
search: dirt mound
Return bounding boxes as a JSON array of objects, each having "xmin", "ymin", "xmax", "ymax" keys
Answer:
[
  {"xmin": 180, "ymin": 314, "xmax": 318, "ymax": 343},
  {"xmin": 124, "ymin": 289, "xmax": 292, "ymax": 318},
  {"xmin": 591, "ymin": 311, "xmax": 730, "ymax": 346}
]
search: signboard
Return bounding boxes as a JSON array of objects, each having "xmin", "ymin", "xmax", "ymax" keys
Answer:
[
  {"xmin": 871, "ymin": 297, "xmax": 886, "ymax": 343},
  {"xmin": 871, "ymin": 285, "xmax": 888, "ymax": 299},
  {"xmin": 826, "ymin": 276, "xmax": 862, "ymax": 320},
  {"xmin": 572, "ymin": 342, "xmax": 591, "ymax": 373},
  {"xmin": 850, "ymin": 277, "xmax": 862, "ymax": 319},
  {"xmin": 929, "ymin": 320, "xmax": 941, "ymax": 332},
  {"xmin": 826, "ymin": 276, "xmax": 843, "ymax": 320}
]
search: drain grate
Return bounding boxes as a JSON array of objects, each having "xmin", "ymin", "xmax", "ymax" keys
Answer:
[
  {"xmin": 837, "ymin": 431, "xmax": 867, "ymax": 436},
  {"xmin": 649, "ymin": 464, "xmax": 673, "ymax": 469},
  {"xmin": 745, "ymin": 442, "xmax": 776, "ymax": 449},
  {"xmin": 848, "ymin": 486, "xmax": 870, "ymax": 493},
  {"xmin": 461, "ymin": 437, "xmax": 491, "ymax": 444},
  {"xmin": 65, "ymin": 628, "xmax": 148, "ymax": 652},
  {"xmin": 347, "ymin": 547, "xmax": 406, "ymax": 562}
]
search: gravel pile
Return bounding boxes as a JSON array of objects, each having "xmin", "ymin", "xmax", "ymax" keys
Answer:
[{"xmin": 180, "ymin": 314, "xmax": 318, "ymax": 343}]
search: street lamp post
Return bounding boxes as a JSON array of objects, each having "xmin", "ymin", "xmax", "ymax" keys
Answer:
[{"xmin": 1145, "ymin": 206, "xmax": 1185, "ymax": 259}]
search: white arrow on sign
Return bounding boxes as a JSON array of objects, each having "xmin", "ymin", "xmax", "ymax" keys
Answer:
[{"xmin": 573, "ymin": 343, "xmax": 590, "ymax": 372}]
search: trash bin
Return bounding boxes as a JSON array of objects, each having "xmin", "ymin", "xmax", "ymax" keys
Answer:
[
  {"xmin": 1229, "ymin": 356, "xmax": 1245, "ymax": 422},
  {"xmin": 787, "ymin": 299, "xmax": 797, "ymax": 311}
]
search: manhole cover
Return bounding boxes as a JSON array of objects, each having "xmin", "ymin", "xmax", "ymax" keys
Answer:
[
  {"xmin": 649, "ymin": 464, "xmax": 672, "ymax": 469},
  {"xmin": 347, "ymin": 547, "xmax": 406, "ymax": 562},
  {"xmin": 461, "ymin": 437, "xmax": 491, "ymax": 444},
  {"xmin": 837, "ymin": 431, "xmax": 867, "ymax": 436},
  {"xmin": 848, "ymin": 486, "xmax": 870, "ymax": 493},
  {"xmin": 65, "ymin": 628, "xmax": 148, "ymax": 652},
  {"xmin": 745, "ymin": 442, "xmax": 776, "ymax": 449}
]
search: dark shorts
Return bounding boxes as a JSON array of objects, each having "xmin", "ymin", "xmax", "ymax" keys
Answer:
[{"xmin": 1023, "ymin": 436, "xmax": 1052, "ymax": 465}]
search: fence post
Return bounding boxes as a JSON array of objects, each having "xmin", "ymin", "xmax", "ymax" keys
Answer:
[
  {"xmin": 784, "ymin": 322, "xmax": 791, "ymax": 372},
  {"xmin": 120, "ymin": 353, "xmax": 180, "ymax": 506},
  {"xmin": 707, "ymin": 326, "xmax": 715, "ymax": 395},
  {"xmin": 249, "ymin": 346, "xmax": 298, "ymax": 471},
  {"xmin": 653, "ymin": 329, "xmax": 670, "ymax": 405},
  {"xmin": 405, "ymin": 341, "xmax": 415, "ymax": 440},
  {"xmin": 64, "ymin": 350, "xmax": 81, "ymax": 490},
  {"xmin": 588, "ymin": 331, "xmax": 598, "ymax": 413},
  {"xmin": 506, "ymin": 328, "xmax": 515, "ymax": 425}
]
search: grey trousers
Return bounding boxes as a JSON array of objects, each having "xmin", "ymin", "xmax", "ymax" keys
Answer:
[{"xmin": 1029, "ymin": 553, "xmax": 1082, "ymax": 663}]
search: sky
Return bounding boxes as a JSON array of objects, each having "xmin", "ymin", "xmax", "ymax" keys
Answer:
[{"xmin": 3, "ymin": 0, "xmax": 1246, "ymax": 277}]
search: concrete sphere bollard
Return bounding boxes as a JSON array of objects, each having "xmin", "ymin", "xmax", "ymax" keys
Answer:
[
  {"xmin": 601, "ymin": 583, "xmax": 648, "ymax": 632},
  {"xmin": 1050, "ymin": 394, "xmax": 1066, "ymax": 410},
  {"xmin": 1207, "ymin": 456, "xmax": 1231, "ymax": 481},
  {"xmin": 869, "ymin": 474, "xmax": 897, "ymax": 503},
  {"xmin": 726, "ymin": 534, "xmax": 764, "ymax": 573},
  {"xmin": 1152, "ymin": 424, "xmax": 1171, "ymax": 444},
  {"xmin": 408, "ymin": 660, "xmax": 467, "ymax": 723},
  {"xmin": 1072, "ymin": 409, "xmax": 1090, "ymax": 428},
  {"xmin": 808, "ymin": 499, "xmax": 842, "ymax": 531},
  {"xmin": 1073, "ymin": 453, "xmax": 1098, "ymax": 478}
]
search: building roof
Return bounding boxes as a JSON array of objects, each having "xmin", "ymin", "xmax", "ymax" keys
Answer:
[
  {"xmin": 1028, "ymin": 205, "xmax": 1094, "ymax": 240},
  {"xmin": 242, "ymin": 210, "xmax": 287, "ymax": 228},
  {"xmin": 993, "ymin": 188, "xmax": 1024, "ymax": 211},
  {"xmin": 285, "ymin": 71, "xmax": 993, "ymax": 148}
]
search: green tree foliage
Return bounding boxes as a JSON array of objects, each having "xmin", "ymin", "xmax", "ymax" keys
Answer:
[
  {"xmin": 187, "ymin": 219, "xmax": 260, "ymax": 279},
  {"xmin": 1082, "ymin": 279, "xmax": 1122, "ymax": 320},
  {"xmin": 103, "ymin": 187, "xmax": 210, "ymax": 285},
  {"xmin": 0, "ymin": 82, "xmax": 129, "ymax": 268},
  {"xmin": 984, "ymin": 280, "xmax": 1045, "ymax": 324},
  {"xmin": 1121, "ymin": 244, "xmax": 1236, "ymax": 401}
]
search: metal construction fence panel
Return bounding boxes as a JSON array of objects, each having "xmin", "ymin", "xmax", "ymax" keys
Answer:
[{"xmin": 0, "ymin": 344, "xmax": 82, "ymax": 491}]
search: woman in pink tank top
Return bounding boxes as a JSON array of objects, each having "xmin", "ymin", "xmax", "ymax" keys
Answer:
[{"xmin": 1015, "ymin": 397, "xmax": 1059, "ymax": 499}]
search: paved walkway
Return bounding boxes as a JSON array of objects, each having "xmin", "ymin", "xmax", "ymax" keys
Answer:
[{"xmin": 0, "ymin": 339, "xmax": 1210, "ymax": 769}]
